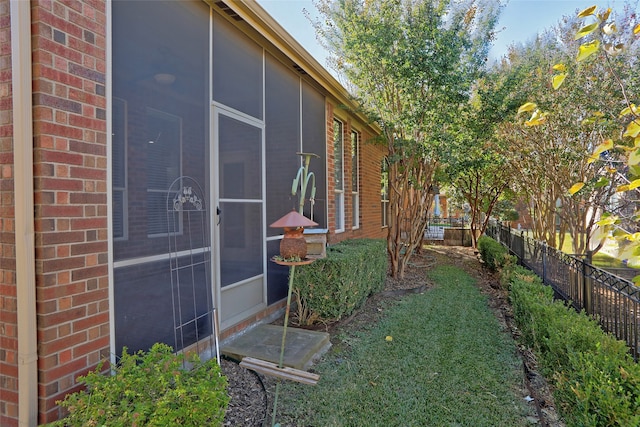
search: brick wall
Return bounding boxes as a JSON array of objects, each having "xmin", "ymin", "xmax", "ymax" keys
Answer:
[
  {"xmin": 0, "ymin": 1, "xmax": 18, "ymax": 425},
  {"xmin": 30, "ymin": 0, "xmax": 109, "ymax": 423},
  {"xmin": 326, "ymin": 102, "xmax": 386, "ymax": 244}
]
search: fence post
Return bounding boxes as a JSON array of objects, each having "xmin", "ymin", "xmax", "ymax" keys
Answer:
[
  {"xmin": 542, "ymin": 242, "xmax": 547, "ymax": 284},
  {"xmin": 583, "ymin": 250, "xmax": 593, "ymax": 315}
]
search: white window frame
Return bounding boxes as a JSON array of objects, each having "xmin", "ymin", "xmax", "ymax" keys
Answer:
[
  {"xmin": 112, "ymin": 97, "xmax": 128, "ymax": 240},
  {"xmin": 381, "ymin": 157, "xmax": 389, "ymax": 228},
  {"xmin": 351, "ymin": 129, "xmax": 360, "ymax": 230},
  {"xmin": 146, "ymin": 108, "xmax": 183, "ymax": 238},
  {"xmin": 334, "ymin": 118, "xmax": 345, "ymax": 233}
]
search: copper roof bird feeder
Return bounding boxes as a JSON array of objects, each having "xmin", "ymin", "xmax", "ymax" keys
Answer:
[{"xmin": 270, "ymin": 210, "xmax": 318, "ymax": 262}]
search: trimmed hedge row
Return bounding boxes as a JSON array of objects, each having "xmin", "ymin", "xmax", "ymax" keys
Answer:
[
  {"xmin": 477, "ymin": 235, "xmax": 514, "ymax": 271},
  {"xmin": 293, "ymin": 238, "xmax": 387, "ymax": 323},
  {"xmin": 501, "ymin": 258, "xmax": 640, "ymax": 426}
]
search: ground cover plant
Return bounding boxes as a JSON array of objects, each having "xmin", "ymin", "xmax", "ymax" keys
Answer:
[
  {"xmin": 273, "ymin": 262, "xmax": 536, "ymax": 426},
  {"xmin": 49, "ymin": 343, "xmax": 229, "ymax": 427}
]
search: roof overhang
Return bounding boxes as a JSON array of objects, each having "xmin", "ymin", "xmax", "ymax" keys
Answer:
[{"xmin": 210, "ymin": 0, "xmax": 380, "ymax": 136}]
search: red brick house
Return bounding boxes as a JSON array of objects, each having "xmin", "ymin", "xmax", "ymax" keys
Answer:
[{"xmin": 0, "ymin": 1, "xmax": 386, "ymax": 425}]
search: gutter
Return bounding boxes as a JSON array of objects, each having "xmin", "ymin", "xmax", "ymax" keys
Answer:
[{"xmin": 10, "ymin": 1, "xmax": 39, "ymax": 426}]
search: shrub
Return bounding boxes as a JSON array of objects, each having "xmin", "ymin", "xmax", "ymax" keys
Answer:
[
  {"xmin": 49, "ymin": 343, "xmax": 229, "ymax": 427},
  {"xmin": 477, "ymin": 235, "xmax": 513, "ymax": 271},
  {"xmin": 503, "ymin": 264, "xmax": 640, "ymax": 426},
  {"xmin": 293, "ymin": 238, "xmax": 387, "ymax": 324}
]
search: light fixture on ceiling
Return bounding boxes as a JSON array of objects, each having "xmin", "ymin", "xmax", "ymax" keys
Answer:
[{"xmin": 153, "ymin": 72, "xmax": 176, "ymax": 85}]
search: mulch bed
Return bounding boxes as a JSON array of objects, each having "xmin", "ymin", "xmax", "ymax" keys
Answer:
[{"xmin": 221, "ymin": 246, "xmax": 564, "ymax": 427}]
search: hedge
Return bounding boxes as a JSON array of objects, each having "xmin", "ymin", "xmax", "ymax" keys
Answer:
[
  {"xmin": 503, "ymin": 261, "xmax": 640, "ymax": 426},
  {"xmin": 477, "ymin": 235, "xmax": 514, "ymax": 271},
  {"xmin": 293, "ymin": 238, "xmax": 387, "ymax": 324}
]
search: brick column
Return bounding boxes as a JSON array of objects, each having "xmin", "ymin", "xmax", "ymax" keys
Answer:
[
  {"xmin": 0, "ymin": 1, "xmax": 19, "ymax": 424},
  {"xmin": 30, "ymin": 0, "xmax": 109, "ymax": 423}
]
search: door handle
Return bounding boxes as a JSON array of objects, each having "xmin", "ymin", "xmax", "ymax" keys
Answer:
[{"xmin": 216, "ymin": 206, "xmax": 221, "ymax": 225}]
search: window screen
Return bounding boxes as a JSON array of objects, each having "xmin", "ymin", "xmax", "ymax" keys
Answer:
[
  {"xmin": 265, "ymin": 54, "xmax": 301, "ymax": 236},
  {"xmin": 213, "ymin": 14, "xmax": 263, "ymax": 119}
]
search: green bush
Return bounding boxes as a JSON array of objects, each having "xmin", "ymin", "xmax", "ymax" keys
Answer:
[
  {"xmin": 49, "ymin": 343, "xmax": 229, "ymax": 427},
  {"xmin": 477, "ymin": 235, "xmax": 513, "ymax": 271},
  {"xmin": 293, "ymin": 238, "xmax": 387, "ymax": 324},
  {"xmin": 503, "ymin": 264, "xmax": 640, "ymax": 426}
]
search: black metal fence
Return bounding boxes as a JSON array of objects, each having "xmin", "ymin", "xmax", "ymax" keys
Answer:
[
  {"xmin": 425, "ymin": 215, "xmax": 466, "ymax": 228},
  {"xmin": 486, "ymin": 222, "xmax": 640, "ymax": 360}
]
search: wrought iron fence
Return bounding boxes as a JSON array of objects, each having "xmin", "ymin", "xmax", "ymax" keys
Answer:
[{"xmin": 486, "ymin": 222, "xmax": 640, "ymax": 361}]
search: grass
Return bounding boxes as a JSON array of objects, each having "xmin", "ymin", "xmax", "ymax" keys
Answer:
[
  {"xmin": 522, "ymin": 230, "xmax": 628, "ymax": 268},
  {"xmin": 275, "ymin": 264, "xmax": 536, "ymax": 426}
]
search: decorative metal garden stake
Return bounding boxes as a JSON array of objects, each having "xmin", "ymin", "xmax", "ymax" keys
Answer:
[{"xmin": 269, "ymin": 152, "xmax": 319, "ymax": 427}]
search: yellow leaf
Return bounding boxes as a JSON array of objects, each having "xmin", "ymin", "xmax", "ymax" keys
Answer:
[
  {"xmin": 619, "ymin": 104, "xmax": 637, "ymax": 117},
  {"xmin": 577, "ymin": 5, "xmax": 597, "ymax": 18},
  {"xmin": 552, "ymin": 73, "xmax": 566, "ymax": 90},
  {"xmin": 635, "ymin": 136, "xmax": 640, "ymax": 148},
  {"xmin": 599, "ymin": 8, "xmax": 611, "ymax": 21},
  {"xmin": 617, "ymin": 184, "xmax": 630, "ymax": 192},
  {"xmin": 587, "ymin": 154, "xmax": 599, "ymax": 164},
  {"xmin": 629, "ymin": 149, "xmax": 640, "ymax": 166},
  {"xmin": 629, "ymin": 179, "xmax": 640, "ymax": 190},
  {"xmin": 575, "ymin": 22, "xmax": 599, "ymax": 40},
  {"xmin": 626, "ymin": 233, "xmax": 640, "ymax": 242},
  {"xmin": 634, "ymin": 23, "xmax": 640, "ymax": 35},
  {"xmin": 517, "ymin": 102, "xmax": 537, "ymax": 114},
  {"xmin": 525, "ymin": 110, "xmax": 547, "ymax": 127},
  {"xmin": 592, "ymin": 139, "xmax": 613, "ymax": 157},
  {"xmin": 577, "ymin": 40, "xmax": 600, "ymax": 62},
  {"xmin": 552, "ymin": 63, "xmax": 566, "ymax": 72},
  {"xmin": 624, "ymin": 120, "xmax": 640, "ymax": 138},
  {"xmin": 629, "ymin": 256, "xmax": 640, "ymax": 269},
  {"xmin": 597, "ymin": 214, "xmax": 618, "ymax": 225},
  {"xmin": 568, "ymin": 182, "xmax": 585, "ymax": 195},
  {"xmin": 385, "ymin": 335, "xmax": 393, "ymax": 342}
]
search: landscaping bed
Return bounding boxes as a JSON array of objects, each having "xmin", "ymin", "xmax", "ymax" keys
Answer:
[{"xmin": 222, "ymin": 246, "xmax": 562, "ymax": 426}]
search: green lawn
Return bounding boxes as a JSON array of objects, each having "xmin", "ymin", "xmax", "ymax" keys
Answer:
[
  {"xmin": 521, "ymin": 231, "xmax": 627, "ymax": 268},
  {"xmin": 274, "ymin": 265, "xmax": 536, "ymax": 426}
]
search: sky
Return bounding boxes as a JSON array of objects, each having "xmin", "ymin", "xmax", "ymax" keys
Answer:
[{"xmin": 256, "ymin": 0, "xmax": 620, "ymax": 71}]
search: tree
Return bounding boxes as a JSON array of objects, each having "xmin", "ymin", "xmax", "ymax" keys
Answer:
[
  {"xmin": 442, "ymin": 61, "xmax": 527, "ymax": 247},
  {"xmin": 311, "ymin": 0, "xmax": 500, "ymax": 277},
  {"xmin": 517, "ymin": 4, "xmax": 639, "ymax": 261}
]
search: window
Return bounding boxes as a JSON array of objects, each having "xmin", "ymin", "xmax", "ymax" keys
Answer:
[
  {"xmin": 334, "ymin": 119, "xmax": 344, "ymax": 232},
  {"xmin": 112, "ymin": 97, "xmax": 127, "ymax": 240},
  {"xmin": 351, "ymin": 130, "xmax": 359, "ymax": 229},
  {"xmin": 381, "ymin": 157, "xmax": 389, "ymax": 227},
  {"xmin": 146, "ymin": 108, "xmax": 182, "ymax": 237}
]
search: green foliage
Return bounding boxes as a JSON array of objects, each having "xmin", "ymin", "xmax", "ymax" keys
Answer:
[
  {"xmin": 503, "ymin": 265, "xmax": 640, "ymax": 426},
  {"xmin": 49, "ymin": 343, "xmax": 229, "ymax": 427},
  {"xmin": 477, "ymin": 235, "xmax": 514, "ymax": 271},
  {"xmin": 293, "ymin": 239, "xmax": 387, "ymax": 323},
  {"xmin": 311, "ymin": 0, "xmax": 500, "ymax": 277},
  {"xmin": 508, "ymin": 4, "xmax": 639, "ymax": 257},
  {"xmin": 278, "ymin": 264, "xmax": 536, "ymax": 426}
]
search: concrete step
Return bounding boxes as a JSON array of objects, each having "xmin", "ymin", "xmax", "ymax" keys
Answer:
[{"xmin": 221, "ymin": 324, "xmax": 331, "ymax": 370}]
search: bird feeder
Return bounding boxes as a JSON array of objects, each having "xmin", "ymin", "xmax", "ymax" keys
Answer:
[{"xmin": 270, "ymin": 210, "xmax": 318, "ymax": 261}]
